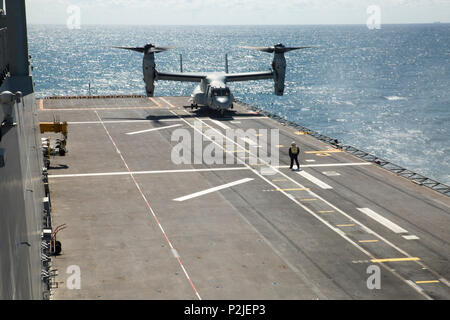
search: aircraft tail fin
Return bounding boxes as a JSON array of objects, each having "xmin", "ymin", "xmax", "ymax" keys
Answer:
[
  {"xmin": 179, "ymin": 54, "xmax": 183, "ymax": 73},
  {"xmin": 225, "ymin": 54, "xmax": 229, "ymax": 73}
]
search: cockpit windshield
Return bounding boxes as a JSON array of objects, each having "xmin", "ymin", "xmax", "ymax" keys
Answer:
[{"xmin": 212, "ymin": 88, "xmax": 230, "ymax": 97}]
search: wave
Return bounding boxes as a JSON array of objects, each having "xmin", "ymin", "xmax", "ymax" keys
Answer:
[{"xmin": 383, "ymin": 96, "xmax": 408, "ymax": 101}]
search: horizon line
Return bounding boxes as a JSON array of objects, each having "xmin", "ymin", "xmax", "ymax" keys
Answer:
[{"xmin": 27, "ymin": 22, "xmax": 449, "ymax": 26}]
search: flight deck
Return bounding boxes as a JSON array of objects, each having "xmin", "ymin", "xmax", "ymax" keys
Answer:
[{"xmin": 38, "ymin": 96, "xmax": 450, "ymax": 300}]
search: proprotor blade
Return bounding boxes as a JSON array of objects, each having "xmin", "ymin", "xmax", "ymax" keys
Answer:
[
  {"xmin": 281, "ymin": 46, "xmax": 315, "ymax": 52},
  {"xmin": 144, "ymin": 44, "xmax": 178, "ymax": 53},
  {"xmin": 154, "ymin": 46, "xmax": 178, "ymax": 51},
  {"xmin": 241, "ymin": 45, "xmax": 275, "ymax": 53},
  {"xmin": 242, "ymin": 44, "xmax": 314, "ymax": 54},
  {"xmin": 112, "ymin": 44, "xmax": 177, "ymax": 54},
  {"xmin": 112, "ymin": 46, "xmax": 145, "ymax": 53}
]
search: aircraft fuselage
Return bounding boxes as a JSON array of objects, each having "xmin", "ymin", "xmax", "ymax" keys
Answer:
[{"xmin": 190, "ymin": 73, "xmax": 234, "ymax": 113}]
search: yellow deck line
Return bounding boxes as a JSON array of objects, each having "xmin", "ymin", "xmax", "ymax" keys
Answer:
[
  {"xmin": 317, "ymin": 210, "xmax": 335, "ymax": 213},
  {"xmin": 358, "ymin": 240, "xmax": 379, "ymax": 243},
  {"xmin": 336, "ymin": 224, "xmax": 355, "ymax": 227},
  {"xmin": 300, "ymin": 198, "xmax": 317, "ymax": 201},
  {"xmin": 276, "ymin": 188, "xmax": 310, "ymax": 191},
  {"xmin": 371, "ymin": 257, "xmax": 420, "ymax": 263},
  {"xmin": 415, "ymin": 280, "xmax": 440, "ymax": 284}
]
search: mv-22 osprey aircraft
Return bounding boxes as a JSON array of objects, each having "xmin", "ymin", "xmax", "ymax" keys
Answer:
[{"xmin": 114, "ymin": 43, "xmax": 313, "ymax": 115}]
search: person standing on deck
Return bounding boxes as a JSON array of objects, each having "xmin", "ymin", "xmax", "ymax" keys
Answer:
[{"xmin": 289, "ymin": 141, "xmax": 300, "ymax": 171}]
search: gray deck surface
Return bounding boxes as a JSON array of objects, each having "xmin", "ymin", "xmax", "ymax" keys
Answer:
[{"xmin": 38, "ymin": 96, "xmax": 450, "ymax": 300}]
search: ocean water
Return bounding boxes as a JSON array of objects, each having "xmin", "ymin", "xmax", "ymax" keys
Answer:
[{"xmin": 28, "ymin": 24, "xmax": 450, "ymax": 185}]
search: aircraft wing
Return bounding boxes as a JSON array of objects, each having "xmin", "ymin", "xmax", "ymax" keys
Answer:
[
  {"xmin": 225, "ymin": 71, "xmax": 274, "ymax": 82},
  {"xmin": 156, "ymin": 71, "xmax": 206, "ymax": 82}
]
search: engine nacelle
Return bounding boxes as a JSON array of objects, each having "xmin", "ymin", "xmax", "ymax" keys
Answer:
[
  {"xmin": 114, "ymin": 43, "xmax": 175, "ymax": 96},
  {"xmin": 272, "ymin": 52, "xmax": 286, "ymax": 96},
  {"xmin": 142, "ymin": 53, "xmax": 156, "ymax": 97}
]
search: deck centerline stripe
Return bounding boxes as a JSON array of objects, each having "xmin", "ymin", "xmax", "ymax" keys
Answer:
[
  {"xmin": 406, "ymin": 280, "xmax": 425, "ymax": 294},
  {"xmin": 173, "ymin": 178, "xmax": 254, "ymax": 202},
  {"xmin": 210, "ymin": 119, "xmax": 231, "ymax": 130}
]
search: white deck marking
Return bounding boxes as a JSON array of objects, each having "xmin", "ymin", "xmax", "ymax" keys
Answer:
[
  {"xmin": 406, "ymin": 280, "xmax": 425, "ymax": 295},
  {"xmin": 126, "ymin": 124, "xmax": 182, "ymax": 135},
  {"xmin": 297, "ymin": 171, "xmax": 333, "ymax": 189},
  {"xmin": 240, "ymin": 137, "xmax": 258, "ymax": 146},
  {"xmin": 93, "ymin": 111, "xmax": 205, "ymax": 299},
  {"xmin": 171, "ymin": 249, "xmax": 180, "ymax": 258},
  {"xmin": 160, "ymin": 97, "xmax": 448, "ymax": 298},
  {"xmin": 357, "ymin": 208, "xmax": 408, "ymax": 234},
  {"xmin": 48, "ymin": 166, "xmax": 249, "ymax": 178},
  {"xmin": 173, "ymin": 178, "xmax": 254, "ymax": 202},
  {"xmin": 67, "ymin": 117, "xmax": 267, "ymax": 125},
  {"xmin": 210, "ymin": 119, "xmax": 231, "ymax": 130},
  {"xmin": 277, "ymin": 162, "xmax": 371, "ymax": 168},
  {"xmin": 240, "ymin": 137, "xmax": 262, "ymax": 149},
  {"xmin": 322, "ymin": 171, "xmax": 341, "ymax": 176},
  {"xmin": 41, "ymin": 106, "xmax": 161, "ymax": 111},
  {"xmin": 403, "ymin": 235, "xmax": 420, "ymax": 240},
  {"xmin": 68, "ymin": 119, "xmax": 184, "ymax": 124},
  {"xmin": 219, "ymin": 116, "xmax": 268, "ymax": 120}
]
